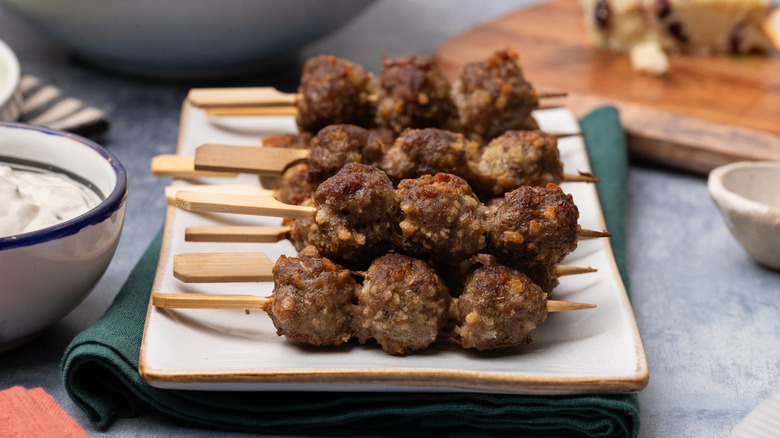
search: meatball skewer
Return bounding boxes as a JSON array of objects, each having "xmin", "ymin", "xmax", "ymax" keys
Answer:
[
  {"xmin": 170, "ymin": 250, "xmax": 596, "ymax": 290},
  {"xmin": 175, "ymin": 166, "xmax": 609, "ymax": 270},
  {"xmin": 187, "ymin": 52, "xmax": 565, "ymax": 136},
  {"xmin": 155, "ymin": 254, "xmax": 595, "ymax": 355},
  {"xmin": 187, "ymin": 126, "xmax": 596, "ymax": 197}
]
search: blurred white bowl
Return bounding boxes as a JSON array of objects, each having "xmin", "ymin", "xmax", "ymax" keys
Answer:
[
  {"xmin": 0, "ymin": 37, "xmax": 22, "ymax": 121},
  {"xmin": 0, "ymin": 122, "xmax": 127, "ymax": 352},
  {"xmin": 0, "ymin": 0, "xmax": 375, "ymax": 78},
  {"xmin": 708, "ymin": 161, "xmax": 780, "ymax": 270}
]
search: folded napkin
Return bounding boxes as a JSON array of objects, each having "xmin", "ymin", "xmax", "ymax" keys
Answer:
[
  {"xmin": 61, "ymin": 106, "xmax": 638, "ymax": 437},
  {"xmin": 0, "ymin": 386, "xmax": 89, "ymax": 438},
  {"xmin": 16, "ymin": 75, "xmax": 109, "ymax": 138}
]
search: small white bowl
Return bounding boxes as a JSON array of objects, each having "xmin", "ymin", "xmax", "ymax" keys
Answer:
[
  {"xmin": 0, "ymin": 37, "xmax": 22, "ymax": 121},
  {"xmin": 0, "ymin": 122, "xmax": 127, "ymax": 352},
  {"xmin": 708, "ymin": 161, "xmax": 780, "ymax": 270}
]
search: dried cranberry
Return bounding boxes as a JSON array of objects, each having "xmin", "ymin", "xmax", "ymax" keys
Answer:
[
  {"xmin": 594, "ymin": 0, "xmax": 611, "ymax": 30},
  {"xmin": 667, "ymin": 21, "xmax": 689, "ymax": 43},
  {"xmin": 729, "ymin": 24, "xmax": 744, "ymax": 53},
  {"xmin": 657, "ymin": 0, "xmax": 671, "ymax": 19}
]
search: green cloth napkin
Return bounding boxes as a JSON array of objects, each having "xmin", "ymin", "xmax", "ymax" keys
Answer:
[{"xmin": 61, "ymin": 106, "xmax": 639, "ymax": 437}]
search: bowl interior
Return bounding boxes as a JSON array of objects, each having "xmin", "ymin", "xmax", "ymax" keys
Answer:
[
  {"xmin": 0, "ymin": 124, "xmax": 118, "ymax": 198},
  {"xmin": 720, "ymin": 164, "xmax": 780, "ymax": 208}
]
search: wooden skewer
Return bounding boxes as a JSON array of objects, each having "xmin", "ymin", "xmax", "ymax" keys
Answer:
[
  {"xmin": 152, "ymin": 292, "xmax": 594, "ymax": 313},
  {"xmin": 185, "ymin": 225, "xmax": 291, "ymax": 242},
  {"xmin": 175, "ymin": 191, "xmax": 610, "ymax": 240},
  {"xmin": 577, "ymin": 228, "xmax": 613, "ymax": 239},
  {"xmin": 151, "ymin": 155, "xmax": 239, "ymax": 179},
  {"xmin": 165, "ymin": 184, "xmax": 274, "ymax": 205},
  {"xmin": 194, "ymin": 144, "xmax": 309, "ymax": 175},
  {"xmin": 173, "ymin": 252, "xmax": 275, "ymax": 283},
  {"xmin": 191, "ymin": 141, "xmax": 593, "ymax": 184},
  {"xmin": 173, "ymin": 251, "xmax": 596, "ymax": 283},
  {"xmin": 176, "ymin": 191, "xmax": 313, "ymax": 220},
  {"xmin": 188, "ymin": 87, "xmax": 566, "ymax": 111}
]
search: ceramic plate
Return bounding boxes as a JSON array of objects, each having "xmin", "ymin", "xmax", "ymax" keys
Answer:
[{"xmin": 138, "ymin": 102, "xmax": 648, "ymax": 394}]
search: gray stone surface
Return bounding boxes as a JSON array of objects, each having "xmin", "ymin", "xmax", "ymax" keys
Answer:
[{"xmin": 1, "ymin": 1, "xmax": 778, "ymax": 437}]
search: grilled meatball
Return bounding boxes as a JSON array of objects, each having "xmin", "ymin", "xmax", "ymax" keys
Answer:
[
  {"xmin": 453, "ymin": 49, "xmax": 540, "ymax": 141},
  {"xmin": 284, "ymin": 216, "xmax": 313, "ymax": 252},
  {"xmin": 455, "ymin": 265, "xmax": 548, "ymax": 351},
  {"xmin": 261, "ymin": 132, "xmax": 312, "ymax": 149},
  {"xmin": 516, "ymin": 262, "xmax": 559, "ymax": 295},
  {"xmin": 374, "ymin": 55, "xmax": 457, "ymax": 134},
  {"xmin": 488, "ymin": 183, "xmax": 580, "ymax": 266},
  {"xmin": 352, "ymin": 254, "xmax": 451, "ymax": 355},
  {"xmin": 472, "ymin": 130, "xmax": 563, "ymax": 196},
  {"xmin": 368, "ymin": 127, "xmax": 396, "ymax": 150},
  {"xmin": 309, "ymin": 163, "xmax": 400, "ymax": 268},
  {"xmin": 296, "ymin": 55, "xmax": 377, "ymax": 133},
  {"xmin": 396, "ymin": 173, "xmax": 487, "ymax": 262},
  {"xmin": 308, "ymin": 124, "xmax": 385, "ymax": 183},
  {"xmin": 275, "ymin": 163, "xmax": 314, "ymax": 206},
  {"xmin": 259, "ymin": 132, "xmax": 312, "ymax": 190},
  {"xmin": 269, "ymin": 255, "xmax": 359, "ymax": 346},
  {"xmin": 381, "ymin": 128, "xmax": 480, "ymax": 181}
]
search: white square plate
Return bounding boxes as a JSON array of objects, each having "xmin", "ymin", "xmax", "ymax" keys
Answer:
[{"xmin": 139, "ymin": 102, "xmax": 648, "ymax": 394}]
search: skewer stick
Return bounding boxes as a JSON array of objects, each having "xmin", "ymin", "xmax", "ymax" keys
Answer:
[
  {"xmin": 152, "ymin": 292, "xmax": 594, "ymax": 313},
  {"xmin": 151, "ymin": 155, "xmax": 238, "ymax": 179},
  {"xmin": 577, "ymin": 228, "xmax": 613, "ymax": 239},
  {"xmin": 188, "ymin": 87, "xmax": 297, "ymax": 108},
  {"xmin": 175, "ymin": 191, "xmax": 609, "ymax": 239},
  {"xmin": 191, "ymin": 142, "xmax": 594, "ymax": 186},
  {"xmin": 154, "ymin": 293, "xmax": 273, "ymax": 311},
  {"xmin": 206, "ymin": 102, "xmax": 565, "ymax": 117},
  {"xmin": 188, "ymin": 87, "xmax": 566, "ymax": 111},
  {"xmin": 185, "ymin": 225, "xmax": 291, "ymax": 242},
  {"xmin": 561, "ymin": 172, "xmax": 600, "ymax": 183},
  {"xmin": 173, "ymin": 251, "xmax": 596, "ymax": 283},
  {"xmin": 554, "ymin": 265, "xmax": 596, "ymax": 276},
  {"xmin": 165, "ymin": 184, "xmax": 273, "ymax": 205},
  {"xmin": 173, "ymin": 252, "xmax": 275, "ymax": 283},
  {"xmin": 194, "ymin": 144, "xmax": 309, "ymax": 175},
  {"xmin": 176, "ymin": 191, "xmax": 313, "ymax": 220}
]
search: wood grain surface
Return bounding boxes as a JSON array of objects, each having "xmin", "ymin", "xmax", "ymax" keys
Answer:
[{"xmin": 436, "ymin": 0, "xmax": 780, "ymax": 174}]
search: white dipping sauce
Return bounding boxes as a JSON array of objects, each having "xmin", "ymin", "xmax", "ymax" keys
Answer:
[{"xmin": 0, "ymin": 164, "xmax": 102, "ymax": 237}]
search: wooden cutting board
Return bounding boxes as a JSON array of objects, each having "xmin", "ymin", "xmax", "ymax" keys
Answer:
[{"xmin": 436, "ymin": 0, "xmax": 780, "ymax": 174}]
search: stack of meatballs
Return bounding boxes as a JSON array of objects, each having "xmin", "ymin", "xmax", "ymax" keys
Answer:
[{"xmin": 202, "ymin": 49, "xmax": 602, "ymax": 356}]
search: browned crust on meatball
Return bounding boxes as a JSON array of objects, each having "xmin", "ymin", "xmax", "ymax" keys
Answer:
[
  {"xmin": 269, "ymin": 255, "xmax": 359, "ymax": 346},
  {"xmin": 453, "ymin": 49, "xmax": 540, "ymax": 141},
  {"xmin": 381, "ymin": 128, "xmax": 480, "ymax": 181},
  {"xmin": 275, "ymin": 163, "xmax": 314, "ymax": 206},
  {"xmin": 396, "ymin": 173, "xmax": 487, "ymax": 262},
  {"xmin": 455, "ymin": 265, "xmax": 548, "ymax": 351},
  {"xmin": 309, "ymin": 163, "xmax": 400, "ymax": 268},
  {"xmin": 296, "ymin": 56, "xmax": 377, "ymax": 133},
  {"xmin": 472, "ymin": 130, "xmax": 563, "ymax": 196},
  {"xmin": 308, "ymin": 124, "xmax": 385, "ymax": 182},
  {"xmin": 374, "ymin": 55, "xmax": 458, "ymax": 134},
  {"xmin": 353, "ymin": 254, "xmax": 451, "ymax": 355},
  {"xmin": 488, "ymin": 183, "xmax": 580, "ymax": 266}
]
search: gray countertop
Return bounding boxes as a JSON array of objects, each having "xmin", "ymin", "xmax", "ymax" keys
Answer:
[{"xmin": 1, "ymin": 1, "xmax": 779, "ymax": 437}]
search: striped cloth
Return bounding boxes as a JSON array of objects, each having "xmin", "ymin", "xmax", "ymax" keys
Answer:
[{"xmin": 16, "ymin": 75, "xmax": 109, "ymax": 138}]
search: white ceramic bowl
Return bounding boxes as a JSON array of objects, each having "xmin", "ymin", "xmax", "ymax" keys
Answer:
[
  {"xmin": 708, "ymin": 161, "xmax": 780, "ymax": 270},
  {"xmin": 0, "ymin": 122, "xmax": 127, "ymax": 352},
  {"xmin": 0, "ymin": 37, "xmax": 22, "ymax": 121},
  {"xmin": 0, "ymin": 0, "xmax": 375, "ymax": 78}
]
